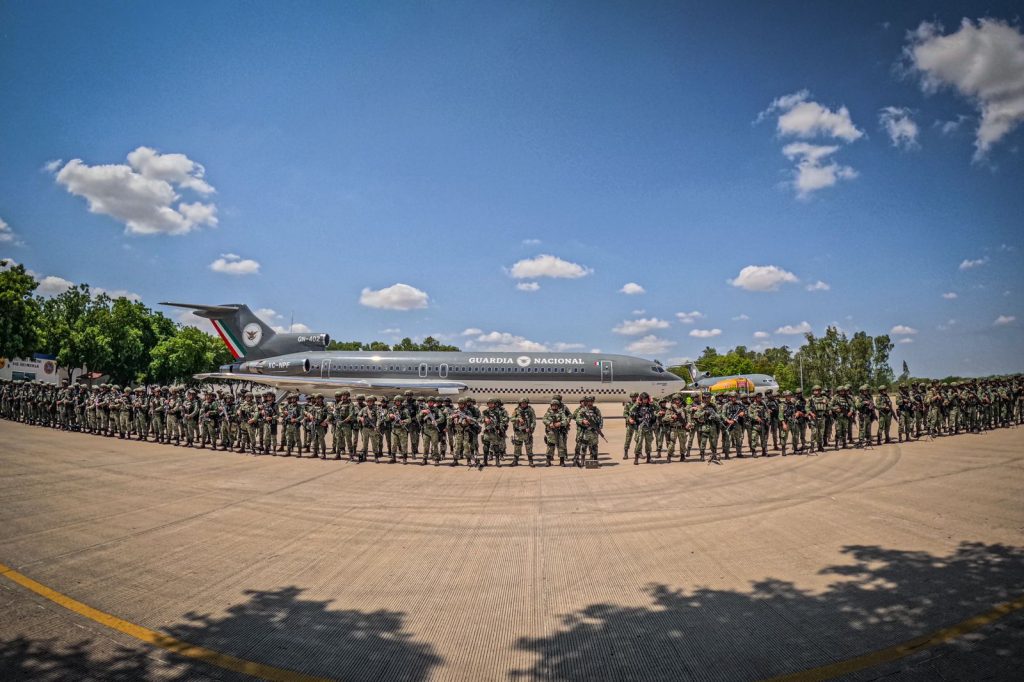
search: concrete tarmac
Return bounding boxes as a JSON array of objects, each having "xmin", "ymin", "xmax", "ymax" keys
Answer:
[{"xmin": 1, "ymin": 418, "xmax": 1023, "ymax": 681}]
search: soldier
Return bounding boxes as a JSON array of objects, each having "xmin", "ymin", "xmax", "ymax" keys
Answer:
[
  {"xmin": 653, "ymin": 397, "xmax": 669, "ymax": 457},
  {"xmin": 389, "ymin": 395, "xmax": 413, "ymax": 463},
  {"xmin": 911, "ymin": 383, "xmax": 927, "ymax": 438},
  {"xmin": 722, "ymin": 393, "xmax": 745, "ymax": 458},
  {"xmin": 748, "ymin": 393, "xmax": 769, "ymax": 457},
  {"xmin": 543, "ymin": 399, "xmax": 570, "ymax": 466},
  {"xmin": 828, "ymin": 386, "xmax": 852, "ymax": 450},
  {"xmin": 114, "ymin": 386, "xmax": 132, "ymax": 439},
  {"xmin": 574, "ymin": 395, "xmax": 603, "ymax": 466},
  {"xmin": 439, "ymin": 397, "xmax": 453, "ymax": 457},
  {"xmin": 806, "ymin": 386, "xmax": 829, "ymax": 453},
  {"xmin": 495, "ymin": 398, "xmax": 510, "ymax": 459},
  {"xmin": 663, "ymin": 394, "xmax": 687, "ymax": 462},
  {"xmin": 623, "ymin": 392, "xmax": 639, "ymax": 459},
  {"xmin": 418, "ymin": 397, "xmax": 443, "ymax": 464},
  {"xmin": 792, "ymin": 388, "xmax": 808, "ymax": 452},
  {"xmin": 401, "ymin": 390, "xmax": 420, "ymax": 456},
  {"xmin": 358, "ymin": 395, "xmax": 384, "ymax": 461},
  {"xmin": 854, "ymin": 385, "xmax": 876, "ymax": 447},
  {"xmin": 779, "ymin": 391, "xmax": 798, "ymax": 456},
  {"xmin": 512, "ymin": 397, "xmax": 536, "ymax": 466},
  {"xmin": 220, "ymin": 393, "xmax": 237, "ymax": 451},
  {"xmin": 279, "ymin": 393, "xmax": 301, "ymax": 456},
  {"xmin": 450, "ymin": 397, "xmax": 474, "ymax": 466},
  {"xmin": 182, "ymin": 388, "xmax": 200, "ymax": 446},
  {"xmin": 481, "ymin": 398, "xmax": 503, "ymax": 468},
  {"xmin": 331, "ymin": 391, "xmax": 356, "ymax": 459},
  {"xmin": 306, "ymin": 394, "xmax": 329, "ymax": 458},
  {"xmin": 690, "ymin": 394, "xmax": 718, "ymax": 462},
  {"xmin": 764, "ymin": 389, "xmax": 781, "ymax": 451},
  {"xmin": 132, "ymin": 387, "xmax": 148, "ymax": 441},
  {"xmin": 238, "ymin": 391, "xmax": 259, "ymax": 454},
  {"xmin": 874, "ymin": 386, "xmax": 894, "ymax": 445},
  {"xmin": 629, "ymin": 392, "xmax": 656, "ymax": 464},
  {"xmin": 925, "ymin": 383, "xmax": 943, "ymax": 438},
  {"xmin": 896, "ymin": 385, "xmax": 915, "ymax": 442}
]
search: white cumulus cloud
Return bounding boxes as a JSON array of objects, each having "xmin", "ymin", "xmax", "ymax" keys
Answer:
[
  {"xmin": 675, "ymin": 310, "xmax": 705, "ymax": 324},
  {"xmin": 516, "ymin": 281, "xmax": 540, "ymax": 292},
  {"xmin": 782, "ymin": 142, "xmax": 858, "ymax": 198},
  {"xmin": 209, "ymin": 253, "xmax": 261, "ymax": 276},
  {"xmin": 53, "ymin": 147, "xmax": 218, "ymax": 236},
  {"xmin": 728, "ymin": 265, "xmax": 799, "ymax": 292},
  {"xmin": 466, "ymin": 331, "xmax": 548, "ymax": 352},
  {"xmin": 906, "ymin": 18, "xmax": 1024, "ymax": 158},
  {"xmin": 509, "ymin": 254, "xmax": 592, "ymax": 279},
  {"xmin": 551, "ymin": 342, "xmax": 586, "ymax": 352},
  {"xmin": 689, "ymin": 328, "xmax": 722, "ymax": 338},
  {"xmin": 93, "ymin": 286, "xmax": 142, "ymax": 302},
  {"xmin": 753, "ymin": 331, "xmax": 771, "ymax": 339},
  {"xmin": 613, "ymin": 318, "xmax": 671, "ymax": 335},
  {"xmin": 805, "ymin": 280, "xmax": 831, "ymax": 292},
  {"xmin": 879, "ymin": 106, "xmax": 920, "ymax": 149},
  {"xmin": 959, "ymin": 256, "xmax": 989, "ymax": 270},
  {"xmin": 359, "ymin": 283, "xmax": 429, "ymax": 310},
  {"xmin": 0, "ymin": 217, "xmax": 17, "ymax": 244},
  {"xmin": 619, "ymin": 282, "xmax": 645, "ymax": 295},
  {"xmin": 256, "ymin": 308, "xmax": 283, "ymax": 321},
  {"xmin": 890, "ymin": 325, "xmax": 918, "ymax": 335},
  {"xmin": 461, "ymin": 328, "xmax": 483, "ymax": 336},
  {"xmin": 994, "ymin": 315, "xmax": 1016, "ymax": 326},
  {"xmin": 761, "ymin": 90, "xmax": 864, "ymax": 141},
  {"xmin": 776, "ymin": 321, "xmax": 812, "ymax": 335},
  {"xmin": 36, "ymin": 275, "xmax": 75, "ymax": 297},
  {"xmin": 625, "ymin": 335, "xmax": 676, "ymax": 356},
  {"xmin": 272, "ymin": 322, "xmax": 312, "ymax": 334},
  {"xmin": 942, "ymin": 292, "xmax": 958, "ymax": 299},
  {"xmin": 898, "ymin": 338, "xmax": 915, "ymax": 344}
]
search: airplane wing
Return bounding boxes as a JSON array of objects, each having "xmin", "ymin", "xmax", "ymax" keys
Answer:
[{"xmin": 192, "ymin": 373, "xmax": 468, "ymax": 395}]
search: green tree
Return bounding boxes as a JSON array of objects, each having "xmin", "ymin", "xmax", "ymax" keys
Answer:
[
  {"xmin": 326, "ymin": 340, "xmax": 365, "ymax": 351},
  {"xmin": 149, "ymin": 326, "xmax": 232, "ymax": 384},
  {"xmin": 0, "ymin": 260, "xmax": 41, "ymax": 361},
  {"xmin": 36, "ymin": 284, "xmax": 92, "ymax": 382},
  {"xmin": 872, "ymin": 335, "xmax": 895, "ymax": 387}
]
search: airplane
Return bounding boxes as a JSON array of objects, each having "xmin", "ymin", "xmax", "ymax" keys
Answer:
[
  {"xmin": 683, "ymin": 362, "xmax": 780, "ymax": 395},
  {"xmin": 162, "ymin": 302, "xmax": 686, "ymax": 402}
]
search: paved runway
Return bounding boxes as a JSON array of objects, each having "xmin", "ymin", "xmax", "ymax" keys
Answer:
[{"xmin": 1, "ymin": 418, "xmax": 1022, "ymax": 681}]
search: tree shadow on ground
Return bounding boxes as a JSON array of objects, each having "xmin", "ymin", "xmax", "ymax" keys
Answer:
[
  {"xmin": 2, "ymin": 585, "xmax": 441, "ymax": 681},
  {"xmin": 512, "ymin": 542, "xmax": 1024, "ymax": 681}
]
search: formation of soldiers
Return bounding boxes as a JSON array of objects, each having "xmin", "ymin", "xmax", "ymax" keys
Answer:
[
  {"xmin": 3, "ymin": 377, "xmax": 1020, "ymax": 469},
  {"xmin": 0, "ymin": 379, "xmax": 609, "ymax": 469},
  {"xmin": 624, "ymin": 377, "xmax": 1023, "ymax": 464}
]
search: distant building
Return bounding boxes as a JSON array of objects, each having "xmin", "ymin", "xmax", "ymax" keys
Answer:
[{"xmin": 0, "ymin": 354, "xmax": 61, "ymax": 384}]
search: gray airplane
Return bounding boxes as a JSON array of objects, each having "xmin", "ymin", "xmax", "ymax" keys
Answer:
[
  {"xmin": 162, "ymin": 303, "xmax": 685, "ymax": 401},
  {"xmin": 684, "ymin": 362, "xmax": 779, "ymax": 395}
]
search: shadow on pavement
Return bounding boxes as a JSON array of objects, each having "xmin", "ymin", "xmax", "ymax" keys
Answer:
[
  {"xmin": 1, "ymin": 585, "xmax": 442, "ymax": 681},
  {"xmin": 512, "ymin": 542, "xmax": 1024, "ymax": 680}
]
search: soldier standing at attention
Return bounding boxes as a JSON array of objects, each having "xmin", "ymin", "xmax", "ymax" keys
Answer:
[
  {"xmin": 182, "ymin": 388, "xmax": 200, "ymax": 446},
  {"xmin": 512, "ymin": 397, "xmax": 536, "ymax": 466},
  {"xmin": 238, "ymin": 391, "xmax": 257, "ymax": 454},
  {"xmin": 132, "ymin": 387, "xmax": 148, "ymax": 441},
  {"xmin": 542, "ymin": 399, "xmax": 569, "ymax": 466},
  {"xmin": 630, "ymin": 392, "xmax": 656, "ymax": 464},
  {"xmin": 623, "ymin": 392, "xmax": 639, "ymax": 459},
  {"xmin": 854, "ymin": 385, "xmax": 875, "ymax": 447},
  {"xmin": 722, "ymin": 393, "xmax": 745, "ymax": 458},
  {"xmin": 351, "ymin": 395, "xmax": 366, "ymax": 454},
  {"xmin": 807, "ymin": 386, "xmax": 829, "ymax": 453},
  {"xmin": 418, "ymin": 397, "xmax": 442, "ymax": 464},
  {"xmin": 360, "ymin": 395, "xmax": 385, "ymax": 462},
  {"xmin": 663, "ymin": 394, "xmax": 687, "ymax": 462},
  {"xmin": 282, "ymin": 393, "xmax": 303, "ymax": 456},
  {"xmin": 307, "ymin": 394, "xmax": 329, "ymax": 459},
  {"xmin": 779, "ymin": 391, "xmax": 797, "ymax": 456},
  {"xmin": 573, "ymin": 395, "xmax": 602, "ymax": 466},
  {"xmin": 450, "ymin": 397, "xmax": 473, "ymax": 466},
  {"xmin": 481, "ymin": 399, "xmax": 503, "ymax": 468},
  {"xmin": 749, "ymin": 393, "xmax": 769, "ymax": 457},
  {"xmin": 765, "ymin": 389, "xmax": 781, "ymax": 451},
  {"xmin": 390, "ymin": 395, "xmax": 412, "ymax": 463},
  {"xmin": 332, "ymin": 391, "xmax": 356, "ymax": 459}
]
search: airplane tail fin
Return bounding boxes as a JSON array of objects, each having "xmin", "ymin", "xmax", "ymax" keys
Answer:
[
  {"xmin": 688, "ymin": 361, "xmax": 710, "ymax": 384},
  {"xmin": 161, "ymin": 302, "xmax": 276, "ymax": 360}
]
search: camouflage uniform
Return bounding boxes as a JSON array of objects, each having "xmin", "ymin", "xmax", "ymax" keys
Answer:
[{"xmin": 512, "ymin": 398, "xmax": 536, "ymax": 466}]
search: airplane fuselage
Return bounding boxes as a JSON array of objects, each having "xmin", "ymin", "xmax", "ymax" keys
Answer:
[{"xmin": 220, "ymin": 350, "xmax": 685, "ymax": 402}]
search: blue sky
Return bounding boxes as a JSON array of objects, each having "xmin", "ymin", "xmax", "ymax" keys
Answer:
[{"xmin": 1, "ymin": 1, "xmax": 1021, "ymax": 377}]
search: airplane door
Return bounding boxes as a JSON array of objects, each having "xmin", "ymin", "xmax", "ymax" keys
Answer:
[
  {"xmin": 600, "ymin": 360, "xmax": 613, "ymax": 383},
  {"xmin": 418, "ymin": 362, "xmax": 428, "ymax": 378},
  {"xmin": 439, "ymin": 363, "xmax": 448, "ymax": 378}
]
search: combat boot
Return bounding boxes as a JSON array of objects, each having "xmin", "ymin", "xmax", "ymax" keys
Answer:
[{"xmin": 559, "ymin": 456, "xmax": 565, "ymax": 467}]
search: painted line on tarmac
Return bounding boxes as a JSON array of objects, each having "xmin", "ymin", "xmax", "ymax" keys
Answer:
[
  {"xmin": 0, "ymin": 561, "xmax": 333, "ymax": 682},
  {"xmin": 766, "ymin": 592, "xmax": 1024, "ymax": 681}
]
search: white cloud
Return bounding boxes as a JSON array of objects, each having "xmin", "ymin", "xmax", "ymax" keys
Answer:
[
  {"xmin": 0, "ymin": 217, "xmax": 16, "ymax": 243},
  {"xmin": 461, "ymin": 328, "xmax": 483, "ymax": 336},
  {"xmin": 937, "ymin": 115, "xmax": 970, "ymax": 135},
  {"xmin": 625, "ymin": 335, "xmax": 676, "ymax": 356},
  {"xmin": 613, "ymin": 317, "xmax": 671, "ymax": 335},
  {"xmin": 516, "ymin": 281, "xmax": 541, "ymax": 292},
  {"xmin": 631, "ymin": 309, "xmax": 646, "ymax": 316},
  {"xmin": 753, "ymin": 331, "xmax": 770, "ymax": 339},
  {"xmin": 879, "ymin": 106, "xmax": 920, "ymax": 149},
  {"xmin": 359, "ymin": 283, "xmax": 429, "ymax": 310},
  {"xmin": 689, "ymin": 328, "xmax": 722, "ymax": 338},
  {"xmin": 93, "ymin": 287, "xmax": 141, "ymax": 302},
  {"xmin": 994, "ymin": 315, "xmax": 1016, "ymax": 326},
  {"xmin": 53, "ymin": 147, "xmax": 218, "ymax": 236},
  {"xmin": 675, "ymin": 310, "xmax": 705, "ymax": 324},
  {"xmin": 890, "ymin": 325, "xmax": 918, "ymax": 335},
  {"xmin": 209, "ymin": 253, "xmax": 261, "ymax": 276},
  {"xmin": 619, "ymin": 282, "xmax": 645, "ymax": 295},
  {"xmin": 782, "ymin": 142, "xmax": 858, "ymax": 198},
  {"xmin": 379, "ymin": 328, "xmax": 401, "ymax": 335},
  {"xmin": 36, "ymin": 275, "xmax": 74, "ymax": 297},
  {"xmin": 732, "ymin": 313, "xmax": 749, "ymax": 321},
  {"xmin": 898, "ymin": 338, "xmax": 915, "ymax": 344},
  {"xmin": 906, "ymin": 19, "xmax": 1024, "ymax": 158},
  {"xmin": 959, "ymin": 256, "xmax": 989, "ymax": 270},
  {"xmin": 761, "ymin": 90, "xmax": 864, "ymax": 141},
  {"xmin": 728, "ymin": 265, "xmax": 799, "ymax": 292},
  {"xmin": 508, "ymin": 254, "xmax": 592, "ymax": 279},
  {"xmin": 551, "ymin": 342, "xmax": 586, "ymax": 352},
  {"xmin": 256, "ymin": 308, "xmax": 283, "ymax": 320},
  {"xmin": 272, "ymin": 322, "xmax": 312, "ymax": 334},
  {"xmin": 42, "ymin": 159, "xmax": 63, "ymax": 173},
  {"xmin": 466, "ymin": 331, "xmax": 548, "ymax": 352},
  {"xmin": 941, "ymin": 292, "xmax": 958, "ymax": 299},
  {"xmin": 776, "ymin": 321, "xmax": 812, "ymax": 335},
  {"xmin": 805, "ymin": 280, "xmax": 831, "ymax": 292}
]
